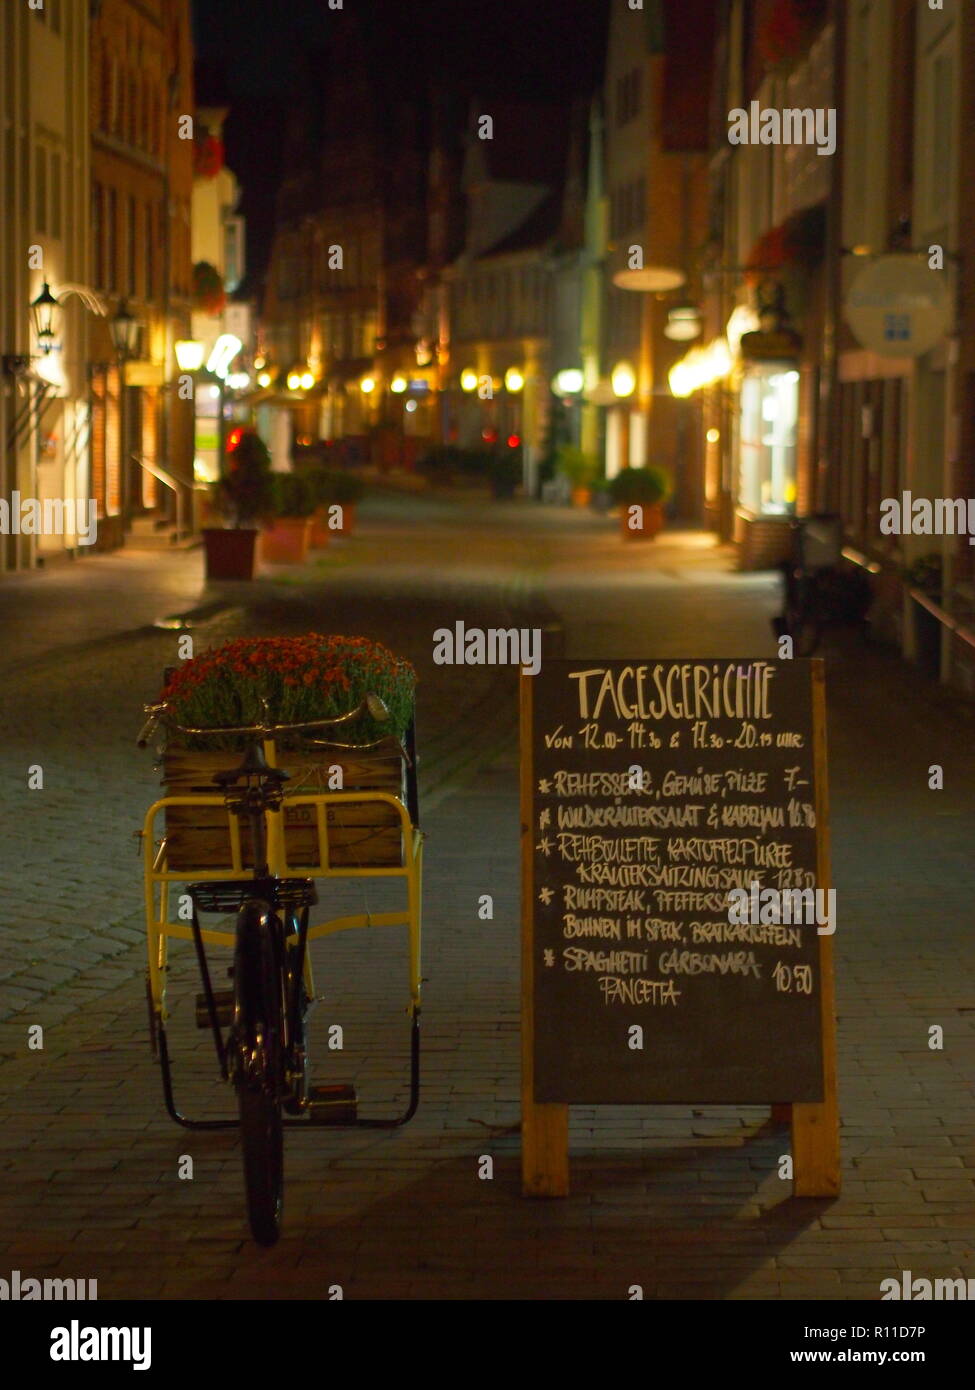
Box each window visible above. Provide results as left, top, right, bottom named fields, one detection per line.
left=128, top=196, right=137, bottom=296
left=107, top=188, right=117, bottom=291
left=100, top=49, right=111, bottom=132
left=92, top=183, right=103, bottom=288
left=739, top=365, right=800, bottom=516
left=145, top=204, right=154, bottom=300
left=617, top=68, right=642, bottom=126
left=35, top=147, right=47, bottom=234
left=51, top=151, right=61, bottom=239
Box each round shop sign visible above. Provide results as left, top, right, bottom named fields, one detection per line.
left=844, top=255, right=951, bottom=358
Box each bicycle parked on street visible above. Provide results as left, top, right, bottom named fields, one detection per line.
left=137, top=696, right=423, bottom=1247
left=771, top=513, right=872, bottom=657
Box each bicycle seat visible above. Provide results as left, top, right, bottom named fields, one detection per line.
left=212, top=743, right=291, bottom=789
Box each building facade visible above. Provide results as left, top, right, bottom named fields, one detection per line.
left=1, top=0, right=91, bottom=572
left=600, top=0, right=714, bottom=518
left=88, top=0, right=194, bottom=550
left=260, top=18, right=427, bottom=470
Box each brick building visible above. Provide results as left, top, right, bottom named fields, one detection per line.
left=88, top=0, right=194, bottom=550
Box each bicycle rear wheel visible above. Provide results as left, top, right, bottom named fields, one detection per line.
left=232, top=901, right=284, bottom=1247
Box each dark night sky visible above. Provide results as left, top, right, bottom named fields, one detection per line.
left=192, top=0, right=611, bottom=290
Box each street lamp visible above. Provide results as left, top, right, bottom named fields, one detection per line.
left=109, top=299, right=139, bottom=358
left=174, top=338, right=205, bottom=371
left=611, top=361, right=636, bottom=398
left=110, top=299, right=139, bottom=529
left=30, top=281, right=60, bottom=353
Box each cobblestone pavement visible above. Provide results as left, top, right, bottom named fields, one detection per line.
left=0, top=491, right=972, bottom=1300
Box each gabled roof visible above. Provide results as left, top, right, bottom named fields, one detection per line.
left=468, top=99, right=569, bottom=186
left=475, top=190, right=562, bottom=260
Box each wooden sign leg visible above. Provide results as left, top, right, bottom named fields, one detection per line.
left=792, top=661, right=840, bottom=1197
left=522, top=1103, right=569, bottom=1197
left=520, top=671, right=569, bottom=1196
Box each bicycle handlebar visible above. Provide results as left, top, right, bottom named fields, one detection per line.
left=137, top=692, right=390, bottom=749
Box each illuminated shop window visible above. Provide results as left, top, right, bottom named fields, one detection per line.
left=739, top=363, right=799, bottom=516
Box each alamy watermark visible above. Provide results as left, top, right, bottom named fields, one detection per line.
left=728, top=880, right=836, bottom=935
left=433, top=622, right=541, bottom=675
left=50, top=1320, right=150, bottom=1371
left=1, top=1269, right=97, bottom=1299
left=880, top=492, right=975, bottom=545
left=881, top=1271, right=975, bottom=1300
left=727, top=101, right=836, bottom=156
left=0, top=492, right=97, bottom=545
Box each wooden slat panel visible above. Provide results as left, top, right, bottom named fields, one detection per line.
left=162, top=746, right=405, bottom=870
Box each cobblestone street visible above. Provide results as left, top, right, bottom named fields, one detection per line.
left=1, top=492, right=973, bottom=1300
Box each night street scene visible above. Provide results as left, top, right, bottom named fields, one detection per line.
left=1, top=0, right=974, bottom=1360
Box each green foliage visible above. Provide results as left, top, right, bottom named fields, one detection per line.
left=270, top=471, right=317, bottom=518
left=608, top=465, right=671, bottom=507
left=214, top=430, right=274, bottom=526
left=555, top=445, right=599, bottom=487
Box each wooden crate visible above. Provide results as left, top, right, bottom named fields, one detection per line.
left=162, top=743, right=405, bottom=871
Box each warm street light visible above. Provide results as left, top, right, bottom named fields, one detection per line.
left=207, top=333, right=243, bottom=380
left=504, top=367, right=525, bottom=393
left=460, top=368, right=478, bottom=392
left=287, top=370, right=301, bottom=390
left=552, top=368, right=584, bottom=394
left=30, top=281, right=60, bottom=352
left=257, top=371, right=272, bottom=388
left=300, top=371, right=315, bottom=390
left=360, top=376, right=376, bottom=394
left=611, top=361, right=636, bottom=398
left=390, top=375, right=407, bottom=393
left=664, top=303, right=703, bottom=342
left=174, top=339, right=205, bottom=371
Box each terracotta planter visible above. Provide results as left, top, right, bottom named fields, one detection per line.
left=570, top=486, right=592, bottom=509
left=201, top=527, right=258, bottom=580
left=619, top=501, right=665, bottom=541
left=260, top=517, right=312, bottom=565
left=309, top=506, right=333, bottom=548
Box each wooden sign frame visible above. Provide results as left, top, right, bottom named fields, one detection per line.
left=520, top=660, right=839, bottom=1199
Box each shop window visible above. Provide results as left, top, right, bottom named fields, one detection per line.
left=738, top=364, right=799, bottom=516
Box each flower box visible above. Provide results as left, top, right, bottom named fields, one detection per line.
left=154, top=634, right=416, bottom=871
left=162, top=741, right=406, bottom=871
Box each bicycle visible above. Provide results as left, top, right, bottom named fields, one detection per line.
left=771, top=513, right=872, bottom=657
left=137, top=696, right=422, bottom=1247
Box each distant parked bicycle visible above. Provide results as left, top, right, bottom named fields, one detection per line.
left=771, top=513, right=872, bottom=656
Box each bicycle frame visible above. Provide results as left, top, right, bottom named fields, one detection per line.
left=142, top=737, right=423, bottom=1132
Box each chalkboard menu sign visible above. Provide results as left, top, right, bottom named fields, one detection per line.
left=527, top=658, right=826, bottom=1106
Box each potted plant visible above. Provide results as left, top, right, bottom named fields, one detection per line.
left=609, top=465, right=672, bottom=541
left=261, top=472, right=316, bottom=564
left=903, top=552, right=943, bottom=679
left=319, top=469, right=366, bottom=536
left=203, top=430, right=274, bottom=580
left=556, top=445, right=599, bottom=508
left=155, top=634, right=416, bottom=871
